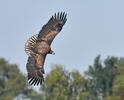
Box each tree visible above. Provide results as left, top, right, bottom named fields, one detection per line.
left=1, top=55, right=123, bottom=100
left=111, top=59, right=124, bottom=100
left=0, top=58, right=39, bottom=100
left=40, top=64, right=90, bottom=100
left=86, top=55, right=118, bottom=99
left=0, top=58, right=90, bottom=100
left=102, top=56, right=118, bottom=97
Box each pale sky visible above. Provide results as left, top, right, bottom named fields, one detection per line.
left=0, top=0, right=124, bottom=74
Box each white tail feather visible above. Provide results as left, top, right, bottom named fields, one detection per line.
left=25, top=34, right=38, bottom=56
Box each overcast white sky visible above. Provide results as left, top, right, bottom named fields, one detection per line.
left=0, top=0, right=124, bottom=74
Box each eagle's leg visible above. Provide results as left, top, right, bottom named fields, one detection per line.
left=49, top=49, right=55, bottom=55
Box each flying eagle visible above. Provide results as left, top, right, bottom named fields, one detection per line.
left=25, top=12, right=67, bottom=86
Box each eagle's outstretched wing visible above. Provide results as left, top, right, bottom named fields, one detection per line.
left=26, top=54, right=46, bottom=85
left=38, top=12, right=67, bottom=45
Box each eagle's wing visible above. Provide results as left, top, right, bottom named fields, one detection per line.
left=38, top=12, right=67, bottom=45
left=26, top=54, right=46, bottom=86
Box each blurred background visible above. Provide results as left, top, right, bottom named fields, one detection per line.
left=0, top=0, right=124, bottom=100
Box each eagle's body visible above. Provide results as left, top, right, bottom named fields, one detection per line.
left=25, top=12, right=67, bottom=85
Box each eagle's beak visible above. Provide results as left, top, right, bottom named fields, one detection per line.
left=52, top=52, right=55, bottom=55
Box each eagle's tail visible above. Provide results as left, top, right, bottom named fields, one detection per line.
left=25, top=34, right=38, bottom=56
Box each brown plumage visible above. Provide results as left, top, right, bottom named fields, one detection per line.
left=25, top=12, right=67, bottom=85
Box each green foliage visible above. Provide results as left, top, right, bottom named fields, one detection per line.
left=112, top=64, right=124, bottom=100
left=86, top=55, right=118, bottom=99
left=41, top=64, right=90, bottom=100
left=0, top=56, right=124, bottom=100
left=103, top=58, right=124, bottom=100
left=0, top=58, right=37, bottom=100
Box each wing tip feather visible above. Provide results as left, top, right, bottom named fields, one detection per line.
left=53, top=12, right=67, bottom=24
left=28, top=74, right=44, bottom=86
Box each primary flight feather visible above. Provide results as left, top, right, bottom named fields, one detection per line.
left=25, top=12, right=67, bottom=86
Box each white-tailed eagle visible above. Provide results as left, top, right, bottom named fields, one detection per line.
left=25, top=12, right=67, bottom=85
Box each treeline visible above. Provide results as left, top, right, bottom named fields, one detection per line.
left=0, top=55, right=124, bottom=100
